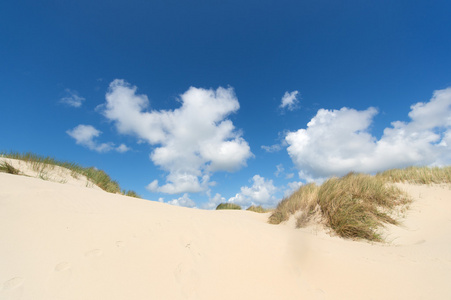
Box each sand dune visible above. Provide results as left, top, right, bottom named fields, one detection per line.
left=1, top=169, right=450, bottom=299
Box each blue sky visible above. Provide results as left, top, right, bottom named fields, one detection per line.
left=1, top=0, right=451, bottom=208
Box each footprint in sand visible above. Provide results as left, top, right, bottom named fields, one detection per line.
left=55, top=261, right=71, bottom=272
left=3, top=277, right=24, bottom=290
left=84, top=249, right=103, bottom=258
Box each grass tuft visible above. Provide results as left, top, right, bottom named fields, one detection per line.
left=246, top=205, right=268, bottom=213
left=268, top=170, right=419, bottom=242
left=216, top=203, right=242, bottom=210
left=123, top=190, right=141, bottom=198
left=317, top=173, right=408, bottom=241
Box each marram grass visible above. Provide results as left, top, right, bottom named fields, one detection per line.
left=216, top=203, right=242, bottom=210
left=377, top=166, right=451, bottom=184
left=265, top=167, right=448, bottom=242
left=246, top=205, right=268, bottom=213
left=1, top=151, right=140, bottom=198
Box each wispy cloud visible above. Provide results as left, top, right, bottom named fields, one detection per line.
left=228, top=175, right=277, bottom=207
left=60, top=89, right=85, bottom=107
left=66, top=124, right=130, bottom=153
left=286, top=87, right=451, bottom=181
left=99, top=79, right=253, bottom=194
left=261, top=144, right=283, bottom=153
left=280, top=90, right=300, bottom=111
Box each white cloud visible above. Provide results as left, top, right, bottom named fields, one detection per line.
left=116, top=144, right=131, bottom=153
left=286, top=87, right=451, bottom=181
left=100, top=79, right=253, bottom=194
left=280, top=90, right=300, bottom=111
left=67, top=124, right=130, bottom=153
left=166, top=193, right=196, bottom=208
left=60, top=89, right=85, bottom=107
left=228, top=175, right=277, bottom=207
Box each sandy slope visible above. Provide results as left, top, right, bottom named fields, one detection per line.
left=0, top=172, right=450, bottom=299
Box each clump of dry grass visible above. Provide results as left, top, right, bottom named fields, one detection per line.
left=317, top=173, right=409, bottom=241
left=268, top=172, right=412, bottom=242
left=377, top=166, right=451, bottom=184
left=268, top=183, right=319, bottom=224
left=246, top=205, right=268, bottom=213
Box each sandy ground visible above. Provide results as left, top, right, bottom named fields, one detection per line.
left=0, top=167, right=450, bottom=299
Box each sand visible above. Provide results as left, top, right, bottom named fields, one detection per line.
left=1, top=163, right=451, bottom=299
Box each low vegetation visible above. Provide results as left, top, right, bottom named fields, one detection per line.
left=0, top=151, right=140, bottom=198
left=267, top=167, right=448, bottom=241
left=246, top=205, right=268, bottom=213
left=377, top=166, right=451, bottom=184
left=0, top=161, right=21, bottom=175
left=216, top=203, right=242, bottom=210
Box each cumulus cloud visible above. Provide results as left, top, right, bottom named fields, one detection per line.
left=280, top=90, right=300, bottom=111
left=60, top=89, right=85, bottom=107
left=228, top=175, right=277, bottom=207
left=286, top=87, right=451, bottom=181
left=166, top=193, right=196, bottom=208
left=66, top=124, right=130, bottom=153
left=100, top=79, right=253, bottom=194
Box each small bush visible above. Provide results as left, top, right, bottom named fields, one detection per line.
left=246, top=205, right=267, bottom=213
left=216, top=203, right=242, bottom=210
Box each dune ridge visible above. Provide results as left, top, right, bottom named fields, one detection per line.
left=1, top=163, right=451, bottom=299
